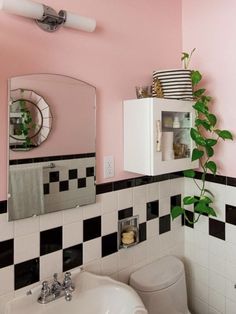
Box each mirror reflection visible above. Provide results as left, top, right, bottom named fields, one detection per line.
left=9, top=88, right=52, bottom=151
left=8, top=74, right=96, bottom=221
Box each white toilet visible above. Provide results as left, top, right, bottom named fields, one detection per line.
left=129, top=256, right=191, bottom=314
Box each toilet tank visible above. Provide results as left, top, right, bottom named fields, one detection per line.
left=129, top=256, right=189, bottom=314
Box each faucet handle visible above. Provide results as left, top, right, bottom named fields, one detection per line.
left=53, top=273, right=58, bottom=281
left=41, top=281, right=50, bottom=296
left=64, top=272, right=71, bottom=280
left=63, top=271, right=74, bottom=291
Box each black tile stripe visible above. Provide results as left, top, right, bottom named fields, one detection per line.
left=227, top=176, right=236, bottom=187
left=194, top=171, right=226, bottom=185
left=10, top=153, right=96, bottom=165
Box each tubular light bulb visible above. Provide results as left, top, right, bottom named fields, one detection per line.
left=64, top=12, right=96, bottom=32
left=0, top=0, right=44, bottom=20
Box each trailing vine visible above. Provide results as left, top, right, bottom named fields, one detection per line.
left=171, top=50, right=233, bottom=224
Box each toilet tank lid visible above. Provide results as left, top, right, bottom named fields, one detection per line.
left=129, top=256, right=184, bottom=292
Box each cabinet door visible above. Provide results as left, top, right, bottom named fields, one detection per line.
left=151, top=98, right=198, bottom=175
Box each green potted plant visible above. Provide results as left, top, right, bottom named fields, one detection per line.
left=171, top=50, right=233, bottom=224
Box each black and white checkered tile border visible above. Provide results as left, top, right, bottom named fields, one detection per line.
left=0, top=170, right=236, bottom=291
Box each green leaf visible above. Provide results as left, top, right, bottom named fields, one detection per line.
left=194, top=200, right=209, bottom=214
left=206, top=139, right=217, bottom=146
left=183, top=196, right=199, bottom=205
left=200, top=195, right=213, bottom=204
left=205, top=146, right=214, bottom=157
left=207, top=206, right=217, bottom=217
left=191, top=70, right=202, bottom=85
left=216, top=130, right=233, bottom=140
left=193, top=88, right=206, bottom=97
left=183, top=169, right=196, bottom=178
left=193, top=101, right=208, bottom=114
left=205, top=161, right=217, bottom=175
left=192, top=148, right=204, bottom=161
left=202, top=95, right=212, bottom=102
left=171, top=206, right=185, bottom=220
left=190, top=128, right=206, bottom=146
left=207, top=113, right=217, bottom=127
left=195, top=119, right=211, bottom=131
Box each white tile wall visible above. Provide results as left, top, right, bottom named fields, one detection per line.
left=0, top=179, right=184, bottom=310
left=184, top=177, right=236, bottom=314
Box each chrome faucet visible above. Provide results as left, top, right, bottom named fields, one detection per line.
left=38, top=272, right=75, bottom=304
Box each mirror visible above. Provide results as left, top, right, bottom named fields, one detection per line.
left=8, top=74, right=96, bottom=221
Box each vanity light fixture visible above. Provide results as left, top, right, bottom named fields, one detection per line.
left=0, top=0, right=96, bottom=32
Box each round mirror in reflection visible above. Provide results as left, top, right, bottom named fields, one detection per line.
left=9, top=89, right=52, bottom=151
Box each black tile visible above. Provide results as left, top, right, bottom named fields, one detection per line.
left=83, top=216, right=101, bottom=242
left=152, top=173, right=170, bottom=182
left=59, top=180, right=69, bottom=192
left=86, top=167, right=95, bottom=177
left=102, top=232, right=118, bottom=257
left=146, top=200, right=159, bottom=220
left=139, top=222, right=146, bottom=242
left=43, top=183, right=50, bottom=195
left=69, top=169, right=78, bottom=180
left=118, top=207, right=133, bottom=220
left=171, top=194, right=182, bottom=208
left=169, top=171, right=184, bottom=179
left=78, top=178, right=86, bottom=188
left=0, top=200, right=7, bottom=214
left=135, top=176, right=154, bottom=186
left=226, top=204, right=236, bottom=225
left=49, top=171, right=60, bottom=182
left=209, top=218, right=225, bottom=240
left=96, top=182, right=113, bottom=194
left=0, top=239, right=14, bottom=268
left=227, top=176, right=236, bottom=187
left=63, top=244, right=83, bottom=272
left=159, top=215, right=171, bottom=234
left=40, top=227, right=62, bottom=255
left=182, top=210, right=194, bottom=228
left=194, top=171, right=226, bottom=185
left=113, top=179, right=135, bottom=191
left=14, top=258, right=39, bottom=290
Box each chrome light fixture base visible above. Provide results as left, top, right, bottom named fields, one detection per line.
left=36, top=5, right=66, bottom=32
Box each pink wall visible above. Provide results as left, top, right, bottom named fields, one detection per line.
left=0, top=0, right=182, bottom=199
left=182, top=0, right=236, bottom=177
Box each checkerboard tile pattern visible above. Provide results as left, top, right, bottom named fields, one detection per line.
left=9, top=154, right=96, bottom=217
left=0, top=172, right=184, bottom=295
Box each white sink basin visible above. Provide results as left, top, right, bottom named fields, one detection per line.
left=4, top=270, right=147, bottom=314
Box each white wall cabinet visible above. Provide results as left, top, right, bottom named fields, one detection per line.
left=123, top=98, right=198, bottom=175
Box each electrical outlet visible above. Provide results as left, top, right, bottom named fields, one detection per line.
left=104, top=155, right=115, bottom=178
